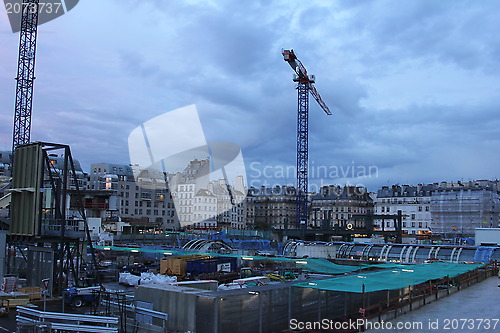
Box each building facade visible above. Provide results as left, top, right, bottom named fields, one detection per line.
left=375, top=184, right=436, bottom=235
left=310, top=185, right=374, bottom=231
left=89, top=163, right=180, bottom=230
left=246, top=186, right=298, bottom=230
left=89, top=159, right=247, bottom=231
left=431, top=181, right=500, bottom=237
left=168, top=159, right=247, bottom=230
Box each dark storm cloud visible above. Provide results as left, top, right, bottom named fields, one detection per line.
left=339, top=0, right=500, bottom=74
left=1, top=0, right=499, bottom=190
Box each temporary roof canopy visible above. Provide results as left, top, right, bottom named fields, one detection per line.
left=293, top=262, right=484, bottom=293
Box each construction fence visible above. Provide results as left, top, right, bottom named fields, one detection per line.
left=135, top=262, right=497, bottom=333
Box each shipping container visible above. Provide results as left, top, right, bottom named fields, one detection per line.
left=160, top=255, right=211, bottom=276
left=186, top=257, right=237, bottom=276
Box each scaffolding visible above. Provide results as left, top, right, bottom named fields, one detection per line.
left=431, top=186, right=500, bottom=237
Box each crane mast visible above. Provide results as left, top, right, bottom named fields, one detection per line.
left=12, top=0, right=40, bottom=150
left=283, top=49, right=332, bottom=229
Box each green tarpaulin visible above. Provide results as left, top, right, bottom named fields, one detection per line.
left=294, top=262, right=484, bottom=293
left=94, top=245, right=368, bottom=274
left=295, top=258, right=361, bottom=274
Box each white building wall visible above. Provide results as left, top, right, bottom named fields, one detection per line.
left=475, top=228, right=500, bottom=246
left=375, top=195, right=432, bottom=235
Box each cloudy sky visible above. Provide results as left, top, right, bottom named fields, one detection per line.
left=1, top=0, right=499, bottom=191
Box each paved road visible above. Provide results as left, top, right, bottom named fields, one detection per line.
left=367, top=276, right=500, bottom=333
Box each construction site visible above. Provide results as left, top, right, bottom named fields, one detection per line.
left=0, top=1, right=499, bottom=333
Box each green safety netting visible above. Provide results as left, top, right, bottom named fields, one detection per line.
left=94, top=245, right=371, bottom=274
left=293, top=262, right=484, bottom=293
left=295, top=258, right=362, bottom=274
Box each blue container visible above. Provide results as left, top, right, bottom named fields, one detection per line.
left=187, top=257, right=237, bottom=276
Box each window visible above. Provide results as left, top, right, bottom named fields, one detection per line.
left=411, top=214, right=415, bottom=220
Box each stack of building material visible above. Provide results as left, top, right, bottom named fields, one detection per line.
left=17, top=287, right=42, bottom=301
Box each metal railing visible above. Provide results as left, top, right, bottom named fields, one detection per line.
left=359, top=262, right=499, bottom=326
left=16, top=306, right=118, bottom=333
left=93, top=290, right=169, bottom=333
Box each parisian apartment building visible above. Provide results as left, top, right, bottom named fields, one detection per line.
left=89, top=162, right=179, bottom=230
left=167, top=158, right=247, bottom=230
left=309, top=185, right=374, bottom=231
left=430, top=180, right=500, bottom=237
left=374, top=184, right=436, bottom=235
left=88, top=158, right=247, bottom=231
left=246, top=186, right=297, bottom=230
left=3, top=148, right=500, bottom=237
left=373, top=181, right=500, bottom=237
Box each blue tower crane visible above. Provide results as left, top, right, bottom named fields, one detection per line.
left=283, top=49, right=332, bottom=229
